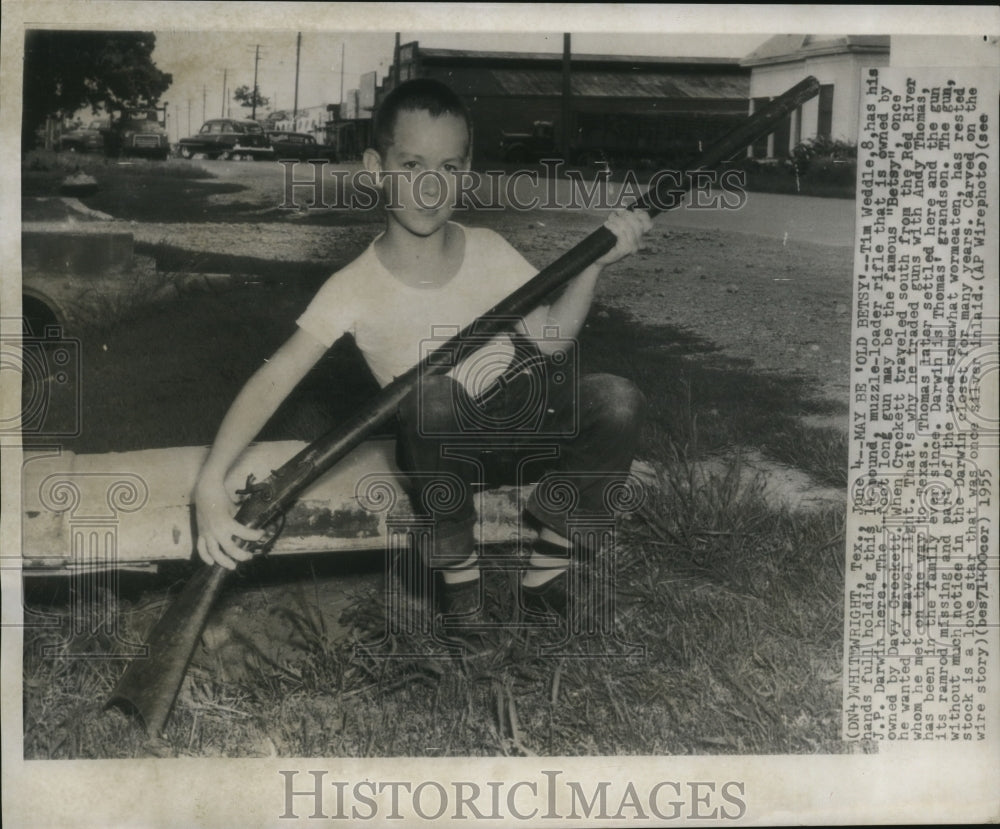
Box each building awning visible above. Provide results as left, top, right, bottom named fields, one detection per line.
left=434, top=66, right=748, bottom=99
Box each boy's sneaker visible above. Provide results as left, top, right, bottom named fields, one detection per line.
left=436, top=576, right=482, bottom=620
left=521, top=570, right=569, bottom=620
left=520, top=536, right=577, bottom=621
left=435, top=577, right=489, bottom=652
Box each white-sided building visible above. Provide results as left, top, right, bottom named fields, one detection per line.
left=270, top=103, right=334, bottom=138
left=740, top=34, right=891, bottom=158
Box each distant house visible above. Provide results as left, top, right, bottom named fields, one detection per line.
left=740, top=35, right=891, bottom=158
left=378, top=41, right=750, bottom=162
left=267, top=103, right=335, bottom=139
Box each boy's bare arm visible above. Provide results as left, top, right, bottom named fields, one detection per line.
left=194, top=327, right=329, bottom=569
left=525, top=209, right=652, bottom=351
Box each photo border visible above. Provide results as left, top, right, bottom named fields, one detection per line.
left=2, top=3, right=998, bottom=826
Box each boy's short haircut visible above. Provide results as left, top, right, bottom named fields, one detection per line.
left=373, top=78, right=473, bottom=157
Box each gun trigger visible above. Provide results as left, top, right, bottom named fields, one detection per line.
left=247, top=513, right=285, bottom=556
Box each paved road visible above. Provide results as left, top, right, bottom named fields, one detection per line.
left=505, top=174, right=857, bottom=248
left=656, top=190, right=856, bottom=247
left=183, top=157, right=857, bottom=247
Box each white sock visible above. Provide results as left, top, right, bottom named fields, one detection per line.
left=522, top=541, right=570, bottom=588
left=441, top=552, right=480, bottom=585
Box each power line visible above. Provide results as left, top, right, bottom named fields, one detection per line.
left=242, top=44, right=268, bottom=119
left=252, top=44, right=261, bottom=120
left=293, top=31, right=301, bottom=121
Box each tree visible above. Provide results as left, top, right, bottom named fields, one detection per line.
left=233, top=85, right=269, bottom=116
left=22, top=30, right=172, bottom=150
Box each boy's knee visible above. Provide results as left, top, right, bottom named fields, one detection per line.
left=582, top=374, right=646, bottom=428
left=399, top=374, right=465, bottom=434
left=419, top=522, right=475, bottom=568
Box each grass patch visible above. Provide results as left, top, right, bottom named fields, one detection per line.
left=21, top=150, right=252, bottom=223
left=761, top=422, right=849, bottom=489
left=23, top=149, right=215, bottom=180
left=23, top=433, right=848, bottom=757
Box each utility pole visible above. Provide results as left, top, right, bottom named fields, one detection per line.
left=202, top=85, right=206, bottom=122
left=293, top=32, right=301, bottom=122
left=252, top=44, right=261, bottom=120
left=393, top=32, right=400, bottom=88
left=561, top=33, right=572, bottom=162
left=221, top=68, right=227, bottom=117
left=339, top=42, right=345, bottom=103
left=187, top=99, right=191, bottom=136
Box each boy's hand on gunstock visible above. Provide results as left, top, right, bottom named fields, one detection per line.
left=595, top=208, right=654, bottom=268
left=194, top=480, right=266, bottom=570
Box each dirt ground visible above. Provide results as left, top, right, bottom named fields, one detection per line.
left=27, top=193, right=854, bottom=410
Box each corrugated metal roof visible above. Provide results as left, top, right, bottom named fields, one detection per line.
left=456, top=68, right=748, bottom=99
left=569, top=71, right=748, bottom=99
left=419, top=47, right=742, bottom=67
left=741, top=34, right=890, bottom=67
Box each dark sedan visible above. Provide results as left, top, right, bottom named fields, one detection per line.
left=178, top=119, right=273, bottom=160
left=58, top=119, right=110, bottom=153
left=267, top=131, right=339, bottom=162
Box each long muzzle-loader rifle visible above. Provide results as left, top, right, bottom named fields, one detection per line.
left=107, top=76, right=822, bottom=736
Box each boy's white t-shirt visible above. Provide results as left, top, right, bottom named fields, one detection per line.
left=296, top=223, right=539, bottom=395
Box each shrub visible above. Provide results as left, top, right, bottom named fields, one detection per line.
left=803, top=156, right=857, bottom=188
left=790, top=136, right=857, bottom=176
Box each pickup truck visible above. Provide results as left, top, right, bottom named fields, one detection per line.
left=499, top=120, right=608, bottom=166
left=104, top=107, right=171, bottom=160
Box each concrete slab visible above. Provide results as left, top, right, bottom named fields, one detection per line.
left=21, top=439, right=540, bottom=571
left=22, top=229, right=134, bottom=275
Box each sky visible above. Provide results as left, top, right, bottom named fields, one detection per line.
left=150, top=31, right=773, bottom=142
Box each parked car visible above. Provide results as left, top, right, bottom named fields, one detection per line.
left=105, top=107, right=171, bottom=161
left=266, top=131, right=339, bottom=162
left=499, top=120, right=557, bottom=163
left=58, top=119, right=110, bottom=153
left=178, top=119, right=273, bottom=160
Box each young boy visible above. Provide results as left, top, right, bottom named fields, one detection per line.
left=194, top=79, right=651, bottom=624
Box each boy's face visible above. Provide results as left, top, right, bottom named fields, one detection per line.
left=368, top=109, right=471, bottom=237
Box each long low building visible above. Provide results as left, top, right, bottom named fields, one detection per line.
left=335, top=36, right=893, bottom=164
left=384, top=42, right=751, bottom=163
